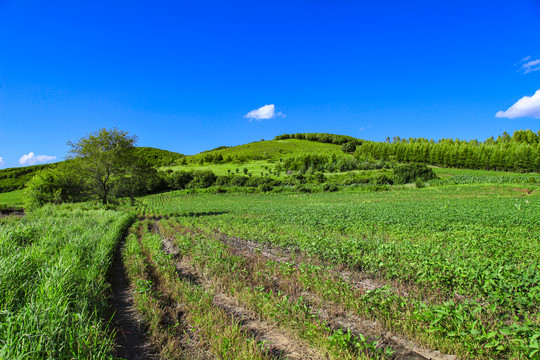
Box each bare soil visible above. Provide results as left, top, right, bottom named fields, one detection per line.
left=0, top=208, right=25, bottom=218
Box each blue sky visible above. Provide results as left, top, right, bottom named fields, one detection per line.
left=0, top=0, right=539, bottom=168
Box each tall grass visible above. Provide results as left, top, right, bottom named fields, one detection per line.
left=0, top=204, right=134, bottom=359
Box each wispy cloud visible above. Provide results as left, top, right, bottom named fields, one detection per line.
left=518, top=56, right=540, bottom=74
left=495, top=89, right=540, bottom=119
left=244, top=104, right=285, bottom=121
left=0, top=157, right=4, bottom=168
left=19, top=152, right=57, bottom=166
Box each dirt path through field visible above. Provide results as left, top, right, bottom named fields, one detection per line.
left=109, top=237, right=156, bottom=360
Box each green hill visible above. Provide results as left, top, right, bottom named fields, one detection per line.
left=189, top=139, right=345, bottom=162
left=129, top=147, right=184, bottom=166
left=0, top=164, right=52, bottom=194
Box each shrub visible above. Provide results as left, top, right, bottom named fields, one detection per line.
left=25, top=166, right=87, bottom=208
left=214, top=186, right=227, bottom=194
left=371, top=173, right=394, bottom=185
left=259, top=184, right=273, bottom=192
left=294, top=185, right=311, bottom=193
left=189, top=170, right=217, bottom=188
left=393, top=164, right=437, bottom=184
left=168, top=170, right=193, bottom=190
left=341, top=142, right=357, bottom=153
left=323, top=184, right=338, bottom=192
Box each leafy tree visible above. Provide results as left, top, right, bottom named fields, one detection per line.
left=67, top=128, right=138, bottom=204
left=24, top=164, right=87, bottom=208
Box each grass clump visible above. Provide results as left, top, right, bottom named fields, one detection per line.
left=0, top=204, right=134, bottom=359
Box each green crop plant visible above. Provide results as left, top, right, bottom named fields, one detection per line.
left=138, top=184, right=540, bottom=359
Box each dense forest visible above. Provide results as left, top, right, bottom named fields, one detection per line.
left=357, top=130, right=540, bottom=172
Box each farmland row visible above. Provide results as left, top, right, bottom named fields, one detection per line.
left=122, top=217, right=451, bottom=359
left=139, top=186, right=540, bottom=358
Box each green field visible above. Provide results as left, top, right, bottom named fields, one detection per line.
left=164, top=159, right=279, bottom=176
left=135, top=184, right=540, bottom=359
left=0, top=189, right=24, bottom=209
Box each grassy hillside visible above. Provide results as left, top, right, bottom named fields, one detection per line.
left=0, top=164, right=51, bottom=193
left=129, top=146, right=184, bottom=166
left=189, top=139, right=344, bottom=162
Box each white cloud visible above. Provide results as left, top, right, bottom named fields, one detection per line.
left=0, top=157, right=4, bottom=167
left=519, top=56, right=540, bottom=73
left=496, top=89, right=540, bottom=119
left=244, top=104, right=285, bottom=121
left=19, top=152, right=57, bottom=166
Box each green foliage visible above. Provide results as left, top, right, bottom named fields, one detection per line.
left=276, top=153, right=390, bottom=174
left=393, top=164, right=437, bottom=184
left=128, top=147, right=184, bottom=167
left=67, top=128, right=139, bottom=204
left=322, top=183, right=338, bottom=192
left=187, top=139, right=345, bottom=164
left=24, top=164, right=87, bottom=209
left=0, top=164, right=51, bottom=193
left=341, top=141, right=357, bottom=153
left=415, top=178, right=426, bottom=188
left=168, top=170, right=194, bottom=189
left=140, top=185, right=540, bottom=358
left=0, top=190, right=25, bottom=209
left=371, top=173, right=394, bottom=185
left=189, top=170, right=217, bottom=188
left=115, top=158, right=167, bottom=199
left=357, top=130, right=540, bottom=173
left=258, top=183, right=273, bottom=192
left=0, top=146, right=182, bottom=194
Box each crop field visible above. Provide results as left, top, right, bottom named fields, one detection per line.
left=133, top=184, right=540, bottom=359
left=0, top=205, right=133, bottom=359
left=2, top=172, right=539, bottom=359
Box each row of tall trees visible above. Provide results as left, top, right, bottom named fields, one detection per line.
left=360, top=130, right=540, bottom=172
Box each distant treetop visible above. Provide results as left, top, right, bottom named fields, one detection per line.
left=274, top=133, right=364, bottom=146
